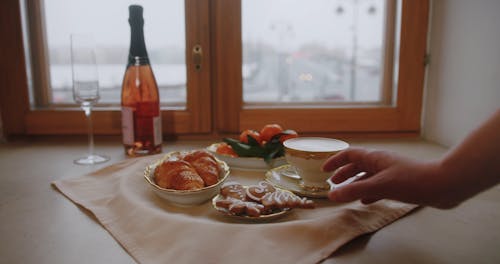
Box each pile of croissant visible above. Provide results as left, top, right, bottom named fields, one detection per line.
left=154, top=150, right=221, bottom=191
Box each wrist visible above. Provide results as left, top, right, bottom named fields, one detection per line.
left=430, top=158, right=471, bottom=209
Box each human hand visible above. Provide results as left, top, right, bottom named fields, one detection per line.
left=322, top=147, right=457, bottom=208
left=323, top=110, right=500, bottom=209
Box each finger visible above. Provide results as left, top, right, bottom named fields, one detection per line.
left=330, top=163, right=364, bottom=184
left=360, top=197, right=381, bottom=204
left=328, top=180, right=376, bottom=203
left=329, top=174, right=389, bottom=203
left=322, top=147, right=370, bottom=172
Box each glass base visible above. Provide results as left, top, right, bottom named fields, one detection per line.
left=73, top=154, right=110, bottom=165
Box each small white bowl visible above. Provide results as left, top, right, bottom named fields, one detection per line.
left=144, top=151, right=230, bottom=206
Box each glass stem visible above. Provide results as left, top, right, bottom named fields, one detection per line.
left=82, top=103, right=94, bottom=158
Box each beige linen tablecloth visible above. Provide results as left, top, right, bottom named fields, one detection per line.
left=53, top=155, right=417, bottom=264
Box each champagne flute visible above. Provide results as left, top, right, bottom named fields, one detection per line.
left=70, top=34, right=110, bottom=165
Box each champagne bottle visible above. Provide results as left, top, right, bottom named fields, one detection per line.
left=121, top=5, right=162, bottom=156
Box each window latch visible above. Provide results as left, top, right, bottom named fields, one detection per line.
left=192, top=44, right=202, bottom=71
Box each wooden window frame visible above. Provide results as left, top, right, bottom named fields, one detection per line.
left=212, top=0, right=429, bottom=136
left=1, top=0, right=429, bottom=138
left=0, top=0, right=212, bottom=136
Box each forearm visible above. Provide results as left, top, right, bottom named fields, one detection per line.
left=437, top=109, right=500, bottom=206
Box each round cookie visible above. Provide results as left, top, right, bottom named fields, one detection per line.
left=220, top=181, right=247, bottom=200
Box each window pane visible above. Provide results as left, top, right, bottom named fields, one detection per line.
left=242, top=0, right=394, bottom=104
left=43, top=0, right=186, bottom=106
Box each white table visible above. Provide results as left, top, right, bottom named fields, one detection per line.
left=1, top=137, right=499, bottom=263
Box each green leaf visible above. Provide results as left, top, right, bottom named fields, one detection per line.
left=223, top=138, right=265, bottom=157
left=246, top=134, right=260, bottom=146
left=223, top=133, right=290, bottom=164
left=263, top=145, right=282, bottom=163
left=262, top=137, right=285, bottom=161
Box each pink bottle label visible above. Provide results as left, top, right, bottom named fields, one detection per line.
left=121, top=106, right=134, bottom=145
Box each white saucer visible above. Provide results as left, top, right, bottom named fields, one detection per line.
left=265, top=165, right=332, bottom=198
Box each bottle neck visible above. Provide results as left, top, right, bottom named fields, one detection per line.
left=128, top=19, right=149, bottom=66
left=129, top=56, right=150, bottom=66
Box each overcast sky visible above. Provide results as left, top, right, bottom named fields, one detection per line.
left=45, top=0, right=185, bottom=49
left=44, top=0, right=387, bottom=51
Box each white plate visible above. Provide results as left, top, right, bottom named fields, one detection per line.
left=212, top=194, right=291, bottom=222
left=206, top=143, right=286, bottom=171
left=265, top=164, right=332, bottom=198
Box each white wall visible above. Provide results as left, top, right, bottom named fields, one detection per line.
left=423, top=0, right=500, bottom=147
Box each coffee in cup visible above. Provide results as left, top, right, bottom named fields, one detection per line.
left=283, top=137, right=349, bottom=191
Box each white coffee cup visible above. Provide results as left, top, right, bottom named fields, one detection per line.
left=283, top=137, right=349, bottom=190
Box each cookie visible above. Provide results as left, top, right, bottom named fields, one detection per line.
left=220, top=181, right=247, bottom=200
left=261, top=189, right=315, bottom=209
left=246, top=181, right=276, bottom=202
left=215, top=197, right=265, bottom=217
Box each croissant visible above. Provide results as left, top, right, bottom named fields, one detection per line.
left=182, top=150, right=220, bottom=187
left=154, top=160, right=205, bottom=190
